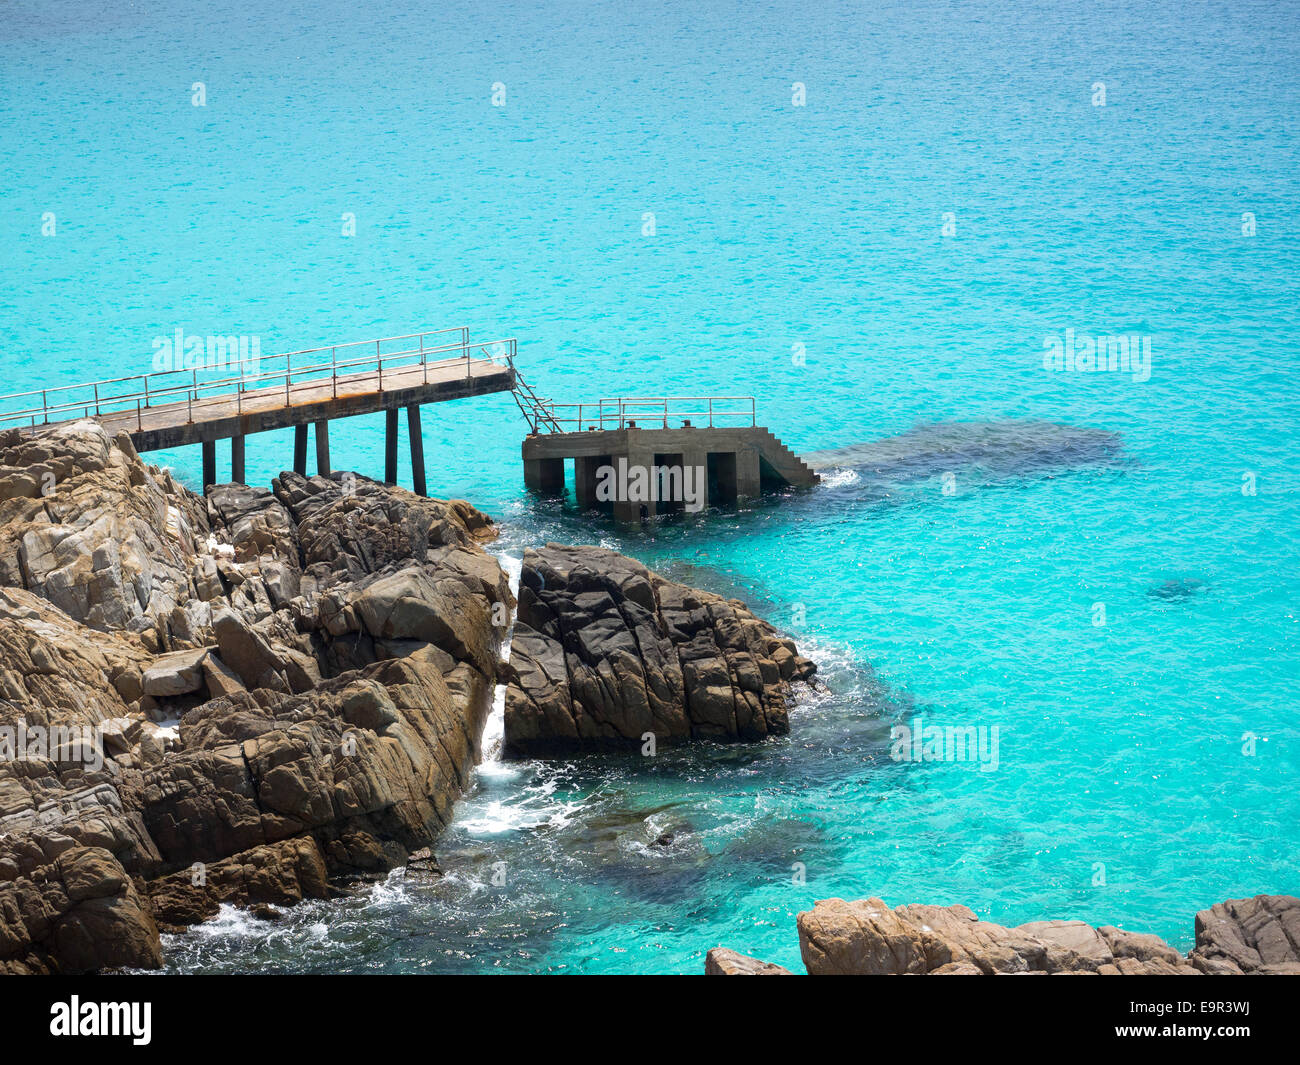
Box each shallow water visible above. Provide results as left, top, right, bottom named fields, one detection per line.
left=2, top=0, right=1297, bottom=972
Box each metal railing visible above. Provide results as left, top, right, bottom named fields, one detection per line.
left=0, top=328, right=518, bottom=430
left=524, top=396, right=756, bottom=433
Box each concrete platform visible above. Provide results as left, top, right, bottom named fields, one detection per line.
left=522, top=425, right=818, bottom=522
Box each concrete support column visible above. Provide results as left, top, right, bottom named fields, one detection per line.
left=231, top=434, right=245, bottom=485
left=524, top=456, right=564, bottom=495
left=293, top=424, right=308, bottom=475
left=574, top=455, right=604, bottom=508
left=407, top=405, right=426, bottom=496
left=384, top=407, right=399, bottom=485
left=736, top=447, right=761, bottom=500
left=614, top=448, right=656, bottom=523
left=682, top=447, right=708, bottom=512
left=315, top=420, right=331, bottom=476
left=202, top=439, right=216, bottom=490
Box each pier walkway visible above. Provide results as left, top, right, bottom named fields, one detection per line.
left=0, top=328, right=517, bottom=495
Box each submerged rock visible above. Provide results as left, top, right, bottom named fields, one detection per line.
left=803, top=419, right=1125, bottom=481
left=502, top=544, right=817, bottom=757
left=1147, top=577, right=1207, bottom=601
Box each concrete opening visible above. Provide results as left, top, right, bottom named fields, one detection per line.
left=708, top=451, right=738, bottom=504
left=574, top=454, right=613, bottom=512
left=524, top=456, right=565, bottom=495
left=654, top=452, right=686, bottom=515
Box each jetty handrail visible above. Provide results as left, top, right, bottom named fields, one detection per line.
left=528, top=395, right=756, bottom=433
left=0, top=329, right=518, bottom=429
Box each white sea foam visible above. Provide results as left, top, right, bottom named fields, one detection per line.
left=181, top=903, right=262, bottom=938
left=819, top=466, right=861, bottom=489
left=456, top=774, right=583, bottom=834
left=479, top=549, right=523, bottom=763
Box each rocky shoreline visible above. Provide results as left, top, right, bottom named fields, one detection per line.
left=709, top=893, right=1300, bottom=975
left=0, top=421, right=1292, bottom=976
left=0, top=422, right=815, bottom=973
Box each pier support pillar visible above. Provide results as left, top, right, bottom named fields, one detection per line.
left=524, top=456, right=564, bottom=495
left=202, top=440, right=216, bottom=490
left=613, top=448, right=656, bottom=523
left=315, top=420, right=331, bottom=476
left=574, top=455, right=606, bottom=508
left=682, top=447, right=709, bottom=511
left=384, top=408, right=399, bottom=485
left=407, top=405, right=426, bottom=497
left=736, top=447, right=761, bottom=500
left=231, top=434, right=245, bottom=485
left=293, top=425, right=308, bottom=475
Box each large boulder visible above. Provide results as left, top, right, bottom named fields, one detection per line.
left=0, top=422, right=207, bottom=633
left=1188, top=894, right=1300, bottom=974
left=0, top=844, right=162, bottom=974
left=503, top=544, right=816, bottom=757
left=146, top=836, right=331, bottom=931
left=795, top=897, right=1201, bottom=975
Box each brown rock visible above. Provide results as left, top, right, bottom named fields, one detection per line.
left=796, top=897, right=1201, bottom=975
left=705, top=947, right=793, bottom=975
left=503, top=544, right=816, bottom=756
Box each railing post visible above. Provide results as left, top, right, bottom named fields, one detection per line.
left=332, top=346, right=337, bottom=399
left=93, top=383, right=99, bottom=415
left=137, top=399, right=142, bottom=431
left=708, top=398, right=713, bottom=427
left=663, top=398, right=668, bottom=429
left=188, top=389, right=193, bottom=423
left=144, top=378, right=150, bottom=408
left=42, top=389, right=48, bottom=424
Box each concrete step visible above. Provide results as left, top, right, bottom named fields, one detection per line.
left=755, top=428, right=819, bottom=486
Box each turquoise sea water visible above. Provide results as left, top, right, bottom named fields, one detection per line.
left=3, top=0, right=1298, bottom=972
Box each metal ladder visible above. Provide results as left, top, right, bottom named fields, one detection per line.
left=508, top=363, right=562, bottom=433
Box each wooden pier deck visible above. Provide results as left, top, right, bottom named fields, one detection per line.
left=0, top=329, right=517, bottom=494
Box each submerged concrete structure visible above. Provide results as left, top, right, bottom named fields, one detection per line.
left=521, top=406, right=819, bottom=522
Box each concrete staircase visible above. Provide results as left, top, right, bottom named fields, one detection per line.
left=754, top=427, right=820, bottom=486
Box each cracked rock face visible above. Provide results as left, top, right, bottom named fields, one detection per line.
left=1188, top=894, right=1300, bottom=974
left=502, top=544, right=816, bottom=757
left=0, top=424, right=512, bottom=973
left=0, top=422, right=208, bottom=635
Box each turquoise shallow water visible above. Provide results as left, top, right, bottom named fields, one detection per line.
left=3, top=0, right=1298, bottom=972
